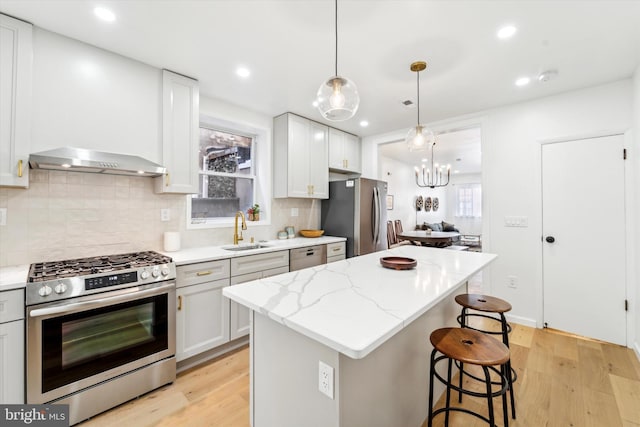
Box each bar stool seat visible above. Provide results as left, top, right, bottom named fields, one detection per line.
left=455, top=293, right=517, bottom=420
left=428, top=327, right=511, bottom=427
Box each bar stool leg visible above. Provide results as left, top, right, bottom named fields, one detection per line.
left=445, top=358, right=453, bottom=427
left=501, top=363, right=509, bottom=427
left=458, top=307, right=468, bottom=403
left=482, top=366, right=495, bottom=427
left=500, top=313, right=516, bottom=420
left=427, top=349, right=436, bottom=427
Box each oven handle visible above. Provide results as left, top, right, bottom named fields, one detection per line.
left=28, top=282, right=175, bottom=318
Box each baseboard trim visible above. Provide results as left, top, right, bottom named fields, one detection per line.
left=505, top=314, right=537, bottom=328
left=634, top=342, right=640, bottom=363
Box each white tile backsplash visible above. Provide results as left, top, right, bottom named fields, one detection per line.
left=0, top=170, right=322, bottom=267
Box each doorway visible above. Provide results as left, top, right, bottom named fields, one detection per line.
left=541, top=134, right=626, bottom=345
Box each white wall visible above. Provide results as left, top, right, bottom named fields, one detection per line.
left=363, top=79, right=633, bottom=329
left=633, top=64, right=640, bottom=357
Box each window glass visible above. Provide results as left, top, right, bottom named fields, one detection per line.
left=455, top=183, right=482, bottom=217
left=192, top=127, right=255, bottom=222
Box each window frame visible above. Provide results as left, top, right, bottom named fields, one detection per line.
left=186, top=114, right=271, bottom=229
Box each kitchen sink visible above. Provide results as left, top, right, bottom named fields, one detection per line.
left=222, top=243, right=272, bottom=251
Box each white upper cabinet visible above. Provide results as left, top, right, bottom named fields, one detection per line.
left=273, top=113, right=329, bottom=199
left=155, top=70, right=199, bottom=194
left=0, top=14, right=32, bottom=188
left=328, top=128, right=361, bottom=173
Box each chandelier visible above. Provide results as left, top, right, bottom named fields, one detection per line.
left=405, top=61, right=435, bottom=151
left=414, top=140, right=450, bottom=188
left=316, top=0, right=359, bottom=121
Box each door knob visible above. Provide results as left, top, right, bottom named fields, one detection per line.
left=545, top=236, right=555, bottom=243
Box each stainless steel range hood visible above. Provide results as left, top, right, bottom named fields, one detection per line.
left=29, top=147, right=166, bottom=177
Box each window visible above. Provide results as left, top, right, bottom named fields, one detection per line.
left=190, top=126, right=256, bottom=223
left=455, top=183, right=482, bottom=217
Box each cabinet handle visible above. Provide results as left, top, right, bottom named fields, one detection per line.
left=18, top=160, right=23, bottom=178
left=311, top=184, right=314, bottom=195
left=165, top=173, right=170, bottom=187
left=345, top=159, right=348, bottom=168
left=196, top=271, right=212, bottom=276
left=177, top=295, right=182, bottom=311
left=332, top=247, right=341, bottom=252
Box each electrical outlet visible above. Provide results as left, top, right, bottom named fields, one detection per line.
left=0, top=208, right=6, bottom=226
left=291, top=208, right=299, bottom=217
left=160, top=208, right=170, bottom=222
left=318, top=361, right=334, bottom=399
left=508, top=275, right=518, bottom=288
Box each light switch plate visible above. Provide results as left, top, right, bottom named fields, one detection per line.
left=504, top=216, right=528, bottom=227
left=291, top=208, right=299, bottom=217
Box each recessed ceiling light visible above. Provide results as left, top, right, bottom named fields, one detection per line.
left=94, top=7, right=116, bottom=22
left=454, top=170, right=460, bottom=174
left=359, top=120, right=369, bottom=127
left=421, top=158, right=428, bottom=162
left=312, top=100, right=319, bottom=107
left=236, top=67, right=250, bottom=78
left=515, top=77, right=530, bottom=87
left=497, top=25, right=517, bottom=39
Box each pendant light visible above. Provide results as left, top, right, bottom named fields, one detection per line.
left=316, top=0, right=359, bottom=121
left=405, top=61, right=435, bottom=151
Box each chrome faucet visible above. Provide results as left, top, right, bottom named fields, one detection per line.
left=233, top=211, right=247, bottom=245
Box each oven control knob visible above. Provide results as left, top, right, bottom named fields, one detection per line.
left=39, top=285, right=52, bottom=297
left=161, top=267, right=170, bottom=276
left=140, top=270, right=150, bottom=280
left=54, top=283, right=67, bottom=294
left=152, top=269, right=160, bottom=278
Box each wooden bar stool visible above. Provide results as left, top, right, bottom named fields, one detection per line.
left=428, top=327, right=510, bottom=427
left=455, top=294, right=516, bottom=419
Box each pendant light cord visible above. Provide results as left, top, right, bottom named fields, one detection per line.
left=416, top=70, right=421, bottom=125
left=334, top=0, right=338, bottom=77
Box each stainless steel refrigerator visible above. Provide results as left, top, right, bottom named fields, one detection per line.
left=321, top=178, right=388, bottom=258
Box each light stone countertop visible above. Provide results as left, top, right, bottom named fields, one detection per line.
left=223, top=245, right=497, bottom=359
left=162, top=236, right=346, bottom=266
left=0, top=264, right=30, bottom=292
left=0, top=236, right=347, bottom=291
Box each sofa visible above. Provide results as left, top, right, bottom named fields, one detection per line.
left=415, top=220, right=459, bottom=233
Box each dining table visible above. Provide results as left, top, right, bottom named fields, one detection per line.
left=396, top=230, right=461, bottom=247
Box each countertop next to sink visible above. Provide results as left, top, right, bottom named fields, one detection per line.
left=162, top=236, right=346, bottom=266
left=0, top=264, right=30, bottom=292
left=0, top=236, right=347, bottom=291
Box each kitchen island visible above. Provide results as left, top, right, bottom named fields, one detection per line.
left=223, top=245, right=497, bottom=427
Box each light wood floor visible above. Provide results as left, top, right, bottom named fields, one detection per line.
left=80, top=323, right=640, bottom=427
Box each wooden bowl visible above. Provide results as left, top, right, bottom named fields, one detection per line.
left=299, top=229, right=325, bottom=238
left=380, top=256, right=417, bottom=270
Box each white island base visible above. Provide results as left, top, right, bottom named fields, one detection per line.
left=250, top=282, right=463, bottom=427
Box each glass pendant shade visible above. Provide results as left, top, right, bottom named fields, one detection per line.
left=405, top=124, right=435, bottom=152
left=316, top=76, right=359, bottom=121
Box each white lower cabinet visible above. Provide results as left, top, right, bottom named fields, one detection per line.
left=229, top=251, right=290, bottom=340
left=0, top=288, right=24, bottom=403
left=176, top=260, right=231, bottom=362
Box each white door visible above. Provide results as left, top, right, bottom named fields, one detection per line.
left=542, top=134, right=626, bottom=345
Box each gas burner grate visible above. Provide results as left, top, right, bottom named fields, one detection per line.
left=28, top=251, right=173, bottom=282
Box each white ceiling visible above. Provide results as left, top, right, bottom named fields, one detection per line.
left=1, top=0, right=639, bottom=139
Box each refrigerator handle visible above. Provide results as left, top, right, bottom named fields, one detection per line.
left=372, top=186, right=380, bottom=245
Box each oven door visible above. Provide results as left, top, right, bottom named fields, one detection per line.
left=27, top=281, right=176, bottom=404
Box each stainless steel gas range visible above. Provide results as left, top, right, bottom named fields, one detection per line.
left=25, top=251, right=177, bottom=425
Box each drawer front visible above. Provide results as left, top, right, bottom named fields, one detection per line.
left=262, top=266, right=289, bottom=278
left=231, top=251, right=289, bottom=277
left=326, top=242, right=346, bottom=257
left=177, top=259, right=231, bottom=288
left=0, top=289, right=24, bottom=323
left=327, top=254, right=346, bottom=264
left=230, top=271, right=262, bottom=286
